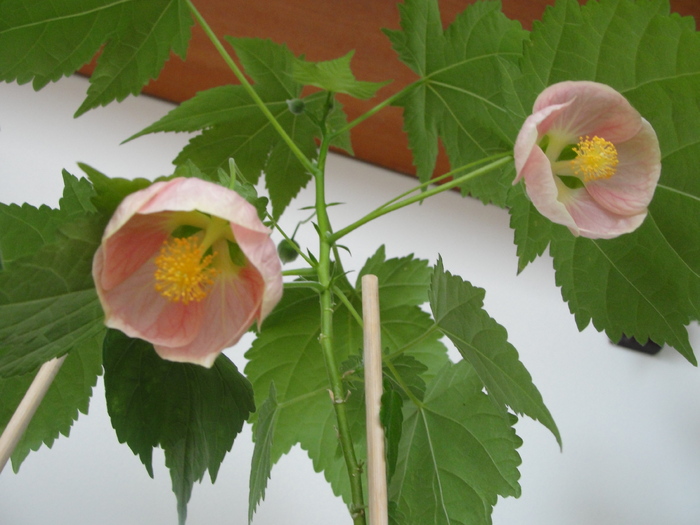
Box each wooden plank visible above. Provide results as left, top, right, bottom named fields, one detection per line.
left=81, top=0, right=700, bottom=177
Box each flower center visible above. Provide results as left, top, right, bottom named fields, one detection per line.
left=570, top=135, right=618, bottom=182
left=154, top=236, right=218, bottom=304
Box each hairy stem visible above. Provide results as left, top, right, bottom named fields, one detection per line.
left=315, top=116, right=367, bottom=523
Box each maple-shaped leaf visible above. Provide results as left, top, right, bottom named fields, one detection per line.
left=131, top=37, right=352, bottom=219
left=430, top=259, right=561, bottom=446
left=506, top=0, right=700, bottom=362
left=384, top=0, right=527, bottom=206
left=244, top=249, right=448, bottom=507
left=0, top=0, right=192, bottom=116
left=389, top=360, right=522, bottom=525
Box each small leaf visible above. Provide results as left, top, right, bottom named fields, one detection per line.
left=103, top=330, right=254, bottom=524
left=248, top=382, right=279, bottom=524
left=291, top=51, right=390, bottom=99
left=430, top=259, right=561, bottom=446
left=78, top=163, right=152, bottom=217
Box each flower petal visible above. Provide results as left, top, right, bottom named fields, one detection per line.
left=153, top=267, right=264, bottom=367
left=534, top=81, right=642, bottom=143
left=585, top=119, right=661, bottom=216
left=517, top=143, right=580, bottom=234
left=563, top=189, right=647, bottom=239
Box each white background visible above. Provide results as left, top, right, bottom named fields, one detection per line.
left=1, top=75, right=699, bottom=524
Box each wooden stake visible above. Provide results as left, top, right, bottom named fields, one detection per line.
left=362, top=275, right=388, bottom=525
left=0, top=355, right=67, bottom=474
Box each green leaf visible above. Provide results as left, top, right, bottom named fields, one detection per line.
left=357, top=245, right=431, bottom=309
left=550, top=220, right=699, bottom=363
left=244, top=249, right=448, bottom=505
left=248, top=382, right=279, bottom=524
left=506, top=0, right=700, bottom=361
left=103, top=330, right=254, bottom=525
left=78, top=163, right=152, bottom=217
left=0, top=331, right=103, bottom=472
left=291, top=51, right=390, bottom=99
left=0, top=234, right=104, bottom=378
left=130, top=37, right=352, bottom=218
left=384, top=0, right=527, bottom=205
left=430, top=259, right=561, bottom=446
left=388, top=360, right=522, bottom=525
left=0, top=171, right=97, bottom=266
left=380, top=386, right=403, bottom=482
left=0, top=0, right=192, bottom=116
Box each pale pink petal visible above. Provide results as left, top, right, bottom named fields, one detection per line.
left=513, top=99, right=573, bottom=178
left=563, top=190, right=647, bottom=239
left=153, top=267, right=263, bottom=367
left=585, top=119, right=661, bottom=215
left=137, top=178, right=270, bottom=236
left=96, top=256, right=204, bottom=348
left=97, top=213, right=170, bottom=290
left=518, top=144, right=580, bottom=234
left=231, top=225, right=284, bottom=321
left=534, top=81, right=642, bottom=143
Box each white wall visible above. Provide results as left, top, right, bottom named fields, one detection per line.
left=1, top=75, right=699, bottom=525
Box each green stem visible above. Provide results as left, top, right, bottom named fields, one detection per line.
left=330, top=155, right=512, bottom=243
left=315, top=128, right=366, bottom=523
left=185, top=0, right=318, bottom=177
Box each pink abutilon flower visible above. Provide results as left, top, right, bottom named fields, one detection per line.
left=92, top=177, right=283, bottom=367
left=513, top=81, right=661, bottom=239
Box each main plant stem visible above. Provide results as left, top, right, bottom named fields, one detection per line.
left=315, top=131, right=367, bottom=524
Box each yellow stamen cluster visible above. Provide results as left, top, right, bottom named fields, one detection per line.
left=571, top=135, right=619, bottom=182
left=154, top=236, right=217, bottom=304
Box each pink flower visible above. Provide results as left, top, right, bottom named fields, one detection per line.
left=92, top=177, right=283, bottom=367
left=513, top=81, right=661, bottom=239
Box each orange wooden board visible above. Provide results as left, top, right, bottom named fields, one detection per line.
left=81, top=0, right=700, bottom=177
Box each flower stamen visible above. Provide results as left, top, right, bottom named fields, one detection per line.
left=154, top=236, right=217, bottom=304
left=571, top=135, right=619, bottom=182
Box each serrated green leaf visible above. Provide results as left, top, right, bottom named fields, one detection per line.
left=384, top=0, right=527, bottom=205
left=0, top=171, right=98, bottom=265
left=0, top=233, right=104, bottom=378
left=244, top=249, right=448, bottom=505
left=131, top=37, right=352, bottom=218
left=78, top=163, right=152, bottom=217
left=0, top=332, right=103, bottom=472
left=506, top=0, right=700, bottom=360
left=102, top=329, right=254, bottom=525
left=388, top=360, right=522, bottom=525
left=248, top=382, right=279, bottom=524
left=430, top=259, right=561, bottom=446
left=550, top=219, right=699, bottom=363
left=357, top=245, right=431, bottom=309
left=291, top=51, right=390, bottom=99
left=0, top=0, right=192, bottom=116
